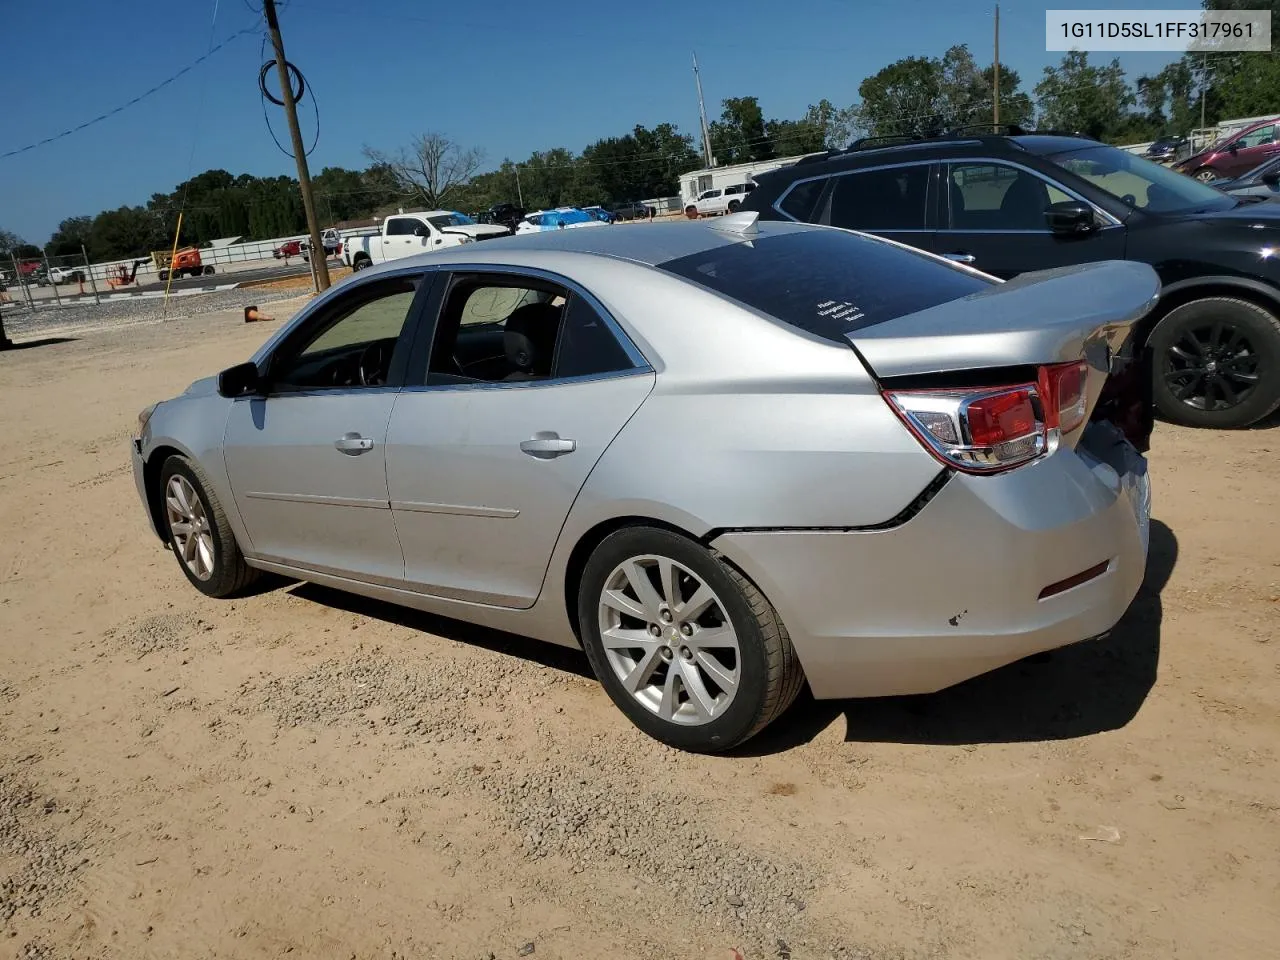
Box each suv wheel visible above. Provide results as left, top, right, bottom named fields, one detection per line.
left=577, top=526, right=805, bottom=753
left=1193, top=167, right=1219, bottom=182
left=1149, top=296, right=1280, bottom=428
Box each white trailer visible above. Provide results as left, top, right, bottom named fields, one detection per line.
left=678, top=153, right=825, bottom=209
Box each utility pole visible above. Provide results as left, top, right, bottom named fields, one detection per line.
left=693, top=52, right=714, bottom=167
left=993, top=4, right=1001, bottom=132
left=1200, top=54, right=1208, bottom=136
left=514, top=165, right=523, bottom=207
left=263, top=0, right=330, bottom=292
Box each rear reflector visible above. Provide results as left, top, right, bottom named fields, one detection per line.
left=1038, top=560, right=1111, bottom=599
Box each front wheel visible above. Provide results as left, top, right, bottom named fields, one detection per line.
left=158, top=455, right=260, bottom=597
left=1149, top=296, right=1280, bottom=428
left=1193, top=167, right=1219, bottom=182
left=577, top=527, right=804, bottom=753
left=685, top=205, right=699, bottom=219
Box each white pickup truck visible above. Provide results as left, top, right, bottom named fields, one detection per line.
left=342, top=211, right=510, bottom=271
left=685, top=181, right=757, bottom=218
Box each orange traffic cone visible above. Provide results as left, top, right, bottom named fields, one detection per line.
left=244, top=305, right=275, bottom=323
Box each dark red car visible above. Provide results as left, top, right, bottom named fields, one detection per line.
left=1173, top=116, right=1280, bottom=182
left=273, top=239, right=304, bottom=259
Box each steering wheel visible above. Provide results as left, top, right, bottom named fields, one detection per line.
left=358, top=341, right=392, bottom=386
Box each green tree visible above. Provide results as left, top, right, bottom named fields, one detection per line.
left=89, top=206, right=167, bottom=260
left=709, top=96, right=771, bottom=164
left=801, top=99, right=859, bottom=149
left=44, top=216, right=94, bottom=258
left=1034, top=51, right=1134, bottom=140
left=0, top=229, right=23, bottom=255
left=853, top=45, right=1031, bottom=138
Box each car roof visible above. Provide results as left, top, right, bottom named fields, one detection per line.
left=360, top=218, right=816, bottom=272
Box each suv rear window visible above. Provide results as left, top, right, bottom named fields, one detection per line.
left=658, top=229, right=992, bottom=342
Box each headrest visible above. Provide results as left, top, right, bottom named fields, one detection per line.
left=503, top=301, right=562, bottom=376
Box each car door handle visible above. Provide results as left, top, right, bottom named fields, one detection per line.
left=334, top=433, right=375, bottom=455
left=943, top=252, right=976, bottom=263
left=520, top=433, right=577, bottom=459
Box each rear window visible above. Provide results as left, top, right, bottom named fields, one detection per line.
left=657, top=229, right=992, bottom=342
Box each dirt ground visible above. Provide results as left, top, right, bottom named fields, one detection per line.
left=1, top=303, right=1277, bottom=960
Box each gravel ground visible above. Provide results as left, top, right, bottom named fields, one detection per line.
left=1, top=287, right=309, bottom=342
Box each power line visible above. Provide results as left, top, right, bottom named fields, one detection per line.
left=0, top=25, right=259, bottom=161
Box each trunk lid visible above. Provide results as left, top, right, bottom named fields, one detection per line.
left=845, top=260, right=1159, bottom=379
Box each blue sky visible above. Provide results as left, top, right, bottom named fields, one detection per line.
left=0, top=0, right=1185, bottom=244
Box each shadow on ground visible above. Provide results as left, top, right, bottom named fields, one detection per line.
left=738, top=519, right=1178, bottom=754
left=286, top=580, right=595, bottom=681
left=274, top=519, right=1176, bottom=754
left=0, top=336, right=78, bottom=351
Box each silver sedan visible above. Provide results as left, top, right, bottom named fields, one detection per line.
left=132, top=214, right=1157, bottom=752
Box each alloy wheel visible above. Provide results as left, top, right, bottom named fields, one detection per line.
left=1163, top=320, right=1261, bottom=411
left=597, top=554, right=740, bottom=726
left=165, top=474, right=215, bottom=581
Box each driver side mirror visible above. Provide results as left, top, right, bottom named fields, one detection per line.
left=1045, top=200, right=1097, bottom=236
left=217, top=361, right=264, bottom=398
left=1262, top=170, right=1280, bottom=186
left=1228, top=141, right=1240, bottom=154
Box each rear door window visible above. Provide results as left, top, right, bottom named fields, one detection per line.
left=658, top=228, right=992, bottom=343
left=822, top=164, right=930, bottom=231
left=776, top=178, right=827, bottom=222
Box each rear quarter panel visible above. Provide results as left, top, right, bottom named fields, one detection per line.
left=554, top=260, right=942, bottom=537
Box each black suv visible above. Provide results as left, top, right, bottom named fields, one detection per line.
left=742, top=129, right=1280, bottom=429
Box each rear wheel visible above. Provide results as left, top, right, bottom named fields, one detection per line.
left=727, top=199, right=741, bottom=213
left=1149, top=296, right=1280, bottom=428
left=577, top=526, right=804, bottom=753
left=353, top=255, right=372, bottom=271
left=158, top=455, right=259, bottom=598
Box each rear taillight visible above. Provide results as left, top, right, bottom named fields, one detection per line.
left=884, top=360, right=1091, bottom=475
left=1040, top=360, right=1088, bottom=434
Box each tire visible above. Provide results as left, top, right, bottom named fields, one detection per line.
left=1193, top=167, right=1219, bottom=182
left=158, top=270, right=169, bottom=282
left=685, top=205, right=699, bottom=219
left=352, top=255, right=371, bottom=271
left=1148, top=296, right=1280, bottom=428
left=157, top=455, right=260, bottom=598
left=203, top=265, right=215, bottom=275
left=577, top=526, right=804, bottom=753
left=727, top=200, right=741, bottom=213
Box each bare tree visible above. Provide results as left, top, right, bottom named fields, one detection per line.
left=363, top=133, right=485, bottom=210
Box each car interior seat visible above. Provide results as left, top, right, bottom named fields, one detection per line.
left=999, top=173, right=1051, bottom=229
left=503, top=302, right=562, bottom=380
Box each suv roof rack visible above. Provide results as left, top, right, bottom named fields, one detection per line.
left=777, top=126, right=1100, bottom=171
